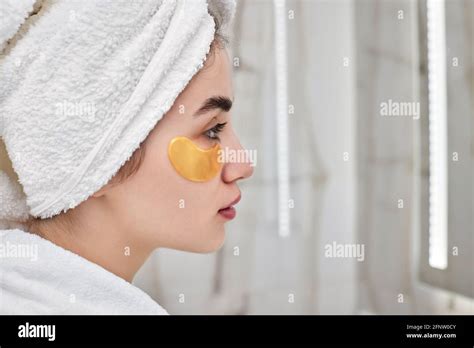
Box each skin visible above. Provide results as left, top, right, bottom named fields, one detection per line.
left=32, top=45, right=254, bottom=282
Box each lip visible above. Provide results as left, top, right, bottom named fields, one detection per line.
left=218, top=206, right=236, bottom=220
left=228, top=194, right=241, bottom=207
left=218, top=193, right=241, bottom=220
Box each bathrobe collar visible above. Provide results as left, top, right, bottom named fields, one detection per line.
left=0, top=228, right=168, bottom=314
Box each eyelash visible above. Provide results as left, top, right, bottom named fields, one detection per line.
left=204, top=122, right=227, bottom=141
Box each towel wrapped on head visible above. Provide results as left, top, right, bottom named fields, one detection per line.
left=0, top=0, right=236, bottom=226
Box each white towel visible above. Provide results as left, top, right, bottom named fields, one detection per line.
left=0, top=228, right=169, bottom=314
left=0, top=0, right=236, bottom=222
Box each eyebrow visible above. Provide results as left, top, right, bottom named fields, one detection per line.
left=194, top=95, right=233, bottom=117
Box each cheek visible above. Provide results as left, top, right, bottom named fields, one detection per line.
left=142, top=146, right=225, bottom=251
left=136, top=137, right=221, bottom=223
left=119, top=134, right=225, bottom=252
left=168, top=136, right=222, bottom=182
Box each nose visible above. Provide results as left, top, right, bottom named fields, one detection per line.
left=221, top=132, right=254, bottom=184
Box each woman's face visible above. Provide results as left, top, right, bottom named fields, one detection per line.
left=104, top=45, right=254, bottom=253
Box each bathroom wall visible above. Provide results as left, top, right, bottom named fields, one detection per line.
left=134, top=0, right=473, bottom=315
left=135, top=0, right=358, bottom=314
left=354, top=0, right=473, bottom=314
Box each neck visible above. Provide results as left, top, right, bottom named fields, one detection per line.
left=29, top=200, right=152, bottom=283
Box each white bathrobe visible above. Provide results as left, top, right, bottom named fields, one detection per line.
left=0, top=228, right=168, bottom=314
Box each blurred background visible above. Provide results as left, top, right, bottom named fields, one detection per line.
left=134, top=0, right=473, bottom=314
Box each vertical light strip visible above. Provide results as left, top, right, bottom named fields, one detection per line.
left=274, top=0, right=290, bottom=237
left=427, top=0, right=448, bottom=269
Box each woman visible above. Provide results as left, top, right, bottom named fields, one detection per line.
left=0, top=0, right=253, bottom=314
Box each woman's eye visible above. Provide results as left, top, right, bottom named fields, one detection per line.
left=204, top=122, right=227, bottom=141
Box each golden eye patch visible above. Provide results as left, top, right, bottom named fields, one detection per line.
left=168, top=136, right=222, bottom=182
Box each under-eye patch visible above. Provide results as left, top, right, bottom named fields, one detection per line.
left=168, top=136, right=222, bottom=182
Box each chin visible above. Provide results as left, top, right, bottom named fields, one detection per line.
left=195, top=226, right=226, bottom=253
